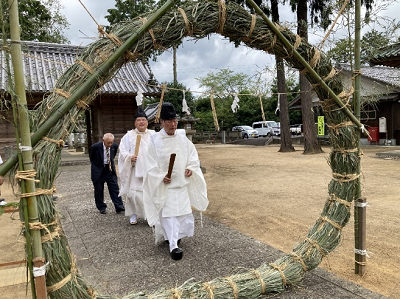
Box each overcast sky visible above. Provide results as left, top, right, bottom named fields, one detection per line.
left=59, top=0, right=295, bottom=94
left=59, top=0, right=400, bottom=94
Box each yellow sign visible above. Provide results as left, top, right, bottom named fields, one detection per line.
left=318, top=116, right=325, bottom=136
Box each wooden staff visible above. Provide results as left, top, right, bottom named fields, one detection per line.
left=134, top=135, right=141, bottom=156
left=166, top=153, right=176, bottom=179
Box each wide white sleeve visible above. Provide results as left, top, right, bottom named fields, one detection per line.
left=185, top=140, right=209, bottom=211
left=118, top=133, right=133, bottom=197
left=142, top=139, right=168, bottom=226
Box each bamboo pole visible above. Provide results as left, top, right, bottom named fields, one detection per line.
left=0, top=0, right=175, bottom=177
left=1, top=4, right=35, bottom=295
left=354, top=0, right=366, bottom=275
left=8, top=0, right=45, bottom=298
left=245, top=0, right=363, bottom=130
left=12, top=101, right=36, bottom=298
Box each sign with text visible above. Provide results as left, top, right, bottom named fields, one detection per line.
left=318, top=116, right=325, bottom=136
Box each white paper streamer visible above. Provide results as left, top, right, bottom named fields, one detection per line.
left=182, top=91, right=190, bottom=115
left=136, top=89, right=143, bottom=106
left=231, top=94, right=240, bottom=113
left=275, top=93, right=280, bottom=116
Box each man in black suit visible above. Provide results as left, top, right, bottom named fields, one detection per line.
left=89, top=133, right=125, bottom=214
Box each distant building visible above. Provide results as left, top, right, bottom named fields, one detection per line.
left=0, top=40, right=161, bottom=155
left=289, top=63, right=400, bottom=145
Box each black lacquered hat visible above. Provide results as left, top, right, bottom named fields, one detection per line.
left=160, top=102, right=177, bottom=120
left=134, top=106, right=148, bottom=120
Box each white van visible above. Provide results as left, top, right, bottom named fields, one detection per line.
left=252, top=121, right=280, bottom=137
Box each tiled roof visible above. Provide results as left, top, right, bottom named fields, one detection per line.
left=144, top=102, right=159, bottom=121
left=370, top=42, right=400, bottom=68
left=289, top=64, right=400, bottom=109
left=338, top=63, right=400, bottom=87
left=0, top=40, right=160, bottom=95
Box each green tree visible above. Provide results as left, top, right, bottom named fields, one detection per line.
left=326, top=38, right=354, bottom=64
left=105, top=0, right=156, bottom=31
left=194, top=69, right=280, bottom=131
left=1, top=0, right=69, bottom=43
left=269, top=76, right=301, bottom=125
left=195, top=68, right=252, bottom=130
left=288, top=0, right=333, bottom=154
left=232, top=0, right=296, bottom=151
left=327, top=29, right=392, bottom=65
left=105, top=0, right=186, bottom=89
left=196, top=69, right=250, bottom=96
left=162, top=81, right=195, bottom=118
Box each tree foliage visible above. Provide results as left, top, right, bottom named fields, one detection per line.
left=1, top=0, right=69, bottom=43
left=287, top=0, right=333, bottom=31
left=105, top=0, right=186, bottom=30
left=327, top=29, right=393, bottom=65
left=192, top=68, right=300, bottom=132
left=105, top=0, right=156, bottom=30
left=196, top=69, right=250, bottom=97
left=162, top=81, right=196, bottom=118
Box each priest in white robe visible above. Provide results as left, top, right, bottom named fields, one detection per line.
left=143, top=102, right=208, bottom=260
left=118, top=107, right=155, bottom=225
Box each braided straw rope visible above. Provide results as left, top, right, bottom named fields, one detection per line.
left=55, top=88, right=71, bottom=99
left=289, top=252, right=308, bottom=272
left=210, top=92, right=220, bottom=131
left=269, top=263, right=287, bottom=286
left=251, top=269, right=266, bottom=294
left=15, top=170, right=40, bottom=183
left=328, top=193, right=352, bottom=208
left=305, top=237, right=327, bottom=257
left=226, top=277, right=239, bottom=299
left=318, top=216, right=343, bottom=231
left=154, top=84, right=166, bottom=123
left=217, top=0, right=226, bottom=33
left=42, top=136, right=65, bottom=147
left=76, top=59, right=94, bottom=74
left=178, top=8, right=192, bottom=36
left=47, top=255, right=78, bottom=293
left=203, top=282, right=215, bottom=299
left=247, top=14, right=256, bottom=38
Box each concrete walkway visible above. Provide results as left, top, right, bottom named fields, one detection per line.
left=55, top=149, right=387, bottom=298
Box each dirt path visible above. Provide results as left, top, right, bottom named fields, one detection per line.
left=198, top=144, right=400, bottom=298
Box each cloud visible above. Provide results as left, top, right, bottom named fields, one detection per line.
left=60, top=0, right=114, bottom=46
left=60, top=1, right=275, bottom=93
left=148, top=36, right=275, bottom=93
left=59, top=1, right=400, bottom=95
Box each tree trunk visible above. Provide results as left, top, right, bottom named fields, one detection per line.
left=276, top=58, right=294, bottom=152
left=173, top=44, right=177, bottom=84
left=271, top=0, right=294, bottom=152
left=297, top=0, right=322, bottom=154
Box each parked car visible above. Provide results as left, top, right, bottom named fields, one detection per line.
left=252, top=121, right=280, bottom=137
left=290, top=124, right=302, bottom=135
left=232, top=125, right=259, bottom=139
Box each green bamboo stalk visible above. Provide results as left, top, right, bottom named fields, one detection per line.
left=0, top=0, right=175, bottom=177
left=0, top=3, right=35, bottom=295
left=245, top=0, right=363, bottom=130
left=12, top=101, right=36, bottom=298
left=8, top=0, right=43, bottom=297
